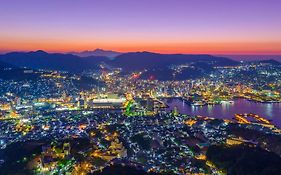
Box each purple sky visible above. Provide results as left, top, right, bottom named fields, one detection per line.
left=0, top=0, right=281, bottom=54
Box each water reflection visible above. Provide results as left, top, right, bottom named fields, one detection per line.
left=265, top=104, right=273, bottom=119
left=164, top=98, right=281, bottom=128
left=207, top=105, right=213, bottom=115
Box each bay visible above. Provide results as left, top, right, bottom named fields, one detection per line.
left=164, top=98, right=281, bottom=128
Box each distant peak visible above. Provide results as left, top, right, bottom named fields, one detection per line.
left=71, top=49, right=122, bottom=57
left=134, top=51, right=156, bottom=54
left=33, top=50, right=48, bottom=54
left=94, top=48, right=104, bottom=51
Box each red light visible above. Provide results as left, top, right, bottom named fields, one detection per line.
left=149, top=75, right=155, bottom=80
left=132, top=73, right=140, bottom=79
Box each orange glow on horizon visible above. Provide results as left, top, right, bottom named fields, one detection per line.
left=0, top=39, right=281, bottom=55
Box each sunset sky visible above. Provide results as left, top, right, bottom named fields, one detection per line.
left=0, top=0, right=281, bottom=54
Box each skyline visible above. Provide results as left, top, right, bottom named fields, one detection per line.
left=1, top=0, right=281, bottom=54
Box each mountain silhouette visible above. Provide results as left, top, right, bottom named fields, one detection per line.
left=70, top=49, right=122, bottom=58
left=0, top=50, right=109, bottom=72
left=112, top=51, right=238, bottom=71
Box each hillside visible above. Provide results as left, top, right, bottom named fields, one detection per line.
left=112, top=52, right=238, bottom=71
left=0, top=50, right=109, bottom=72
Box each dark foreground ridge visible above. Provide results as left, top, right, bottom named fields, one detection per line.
left=206, top=144, right=281, bottom=175
left=91, top=164, right=167, bottom=175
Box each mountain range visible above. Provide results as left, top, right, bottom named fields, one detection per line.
left=111, top=51, right=238, bottom=71
left=0, top=50, right=108, bottom=72
left=0, top=50, right=238, bottom=71
left=0, top=49, right=279, bottom=80
left=69, top=49, right=122, bottom=58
